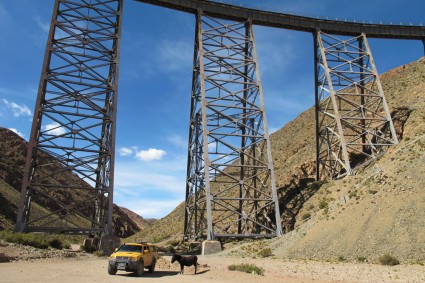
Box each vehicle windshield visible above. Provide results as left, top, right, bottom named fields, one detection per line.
left=117, top=245, right=143, bottom=252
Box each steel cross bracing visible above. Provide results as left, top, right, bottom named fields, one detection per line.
left=184, top=11, right=282, bottom=241
left=15, top=0, right=123, bottom=235
left=314, top=31, right=398, bottom=180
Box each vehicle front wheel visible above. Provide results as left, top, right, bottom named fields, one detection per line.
left=135, top=261, right=144, bottom=277
left=148, top=259, right=156, bottom=273
left=108, top=264, right=117, bottom=275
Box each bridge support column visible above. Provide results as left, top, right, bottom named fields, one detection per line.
left=15, top=0, right=123, bottom=235
left=184, top=11, right=282, bottom=241
left=314, top=31, right=398, bottom=180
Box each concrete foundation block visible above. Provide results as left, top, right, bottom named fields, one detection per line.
left=202, top=240, right=221, bottom=255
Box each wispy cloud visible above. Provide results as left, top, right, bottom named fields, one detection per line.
left=8, top=128, right=25, bottom=138
left=135, top=148, right=166, bottom=161
left=43, top=122, right=65, bottom=136
left=0, top=4, right=7, bottom=19
left=167, top=134, right=187, bottom=149
left=119, top=147, right=133, bottom=156
left=33, top=15, right=50, bottom=34
left=157, top=39, right=193, bottom=73
left=254, top=26, right=296, bottom=77
left=116, top=198, right=183, bottom=219
left=114, top=156, right=186, bottom=197
left=1, top=99, right=32, bottom=117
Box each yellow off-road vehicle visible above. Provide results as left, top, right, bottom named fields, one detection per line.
left=108, top=242, right=158, bottom=276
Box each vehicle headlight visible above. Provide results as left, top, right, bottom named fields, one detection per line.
left=109, top=255, right=116, bottom=260
left=130, top=256, right=139, bottom=261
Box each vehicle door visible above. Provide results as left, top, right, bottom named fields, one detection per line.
left=142, top=245, right=152, bottom=266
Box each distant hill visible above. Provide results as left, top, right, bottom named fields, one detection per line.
left=118, top=206, right=157, bottom=230
left=0, top=127, right=150, bottom=238
left=130, top=57, right=425, bottom=262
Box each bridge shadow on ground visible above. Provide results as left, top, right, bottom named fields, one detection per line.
left=116, top=269, right=209, bottom=278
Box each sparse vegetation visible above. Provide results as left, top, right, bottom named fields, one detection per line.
left=93, top=250, right=105, bottom=257
left=228, top=263, right=264, bottom=276
left=258, top=248, right=273, bottom=258
left=0, top=231, right=48, bottom=249
left=319, top=200, right=328, bottom=209
left=302, top=213, right=311, bottom=221
left=48, top=239, right=64, bottom=250
left=357, top=256, right=367, bottom=262
left=379, top=254, right=400, bottom=266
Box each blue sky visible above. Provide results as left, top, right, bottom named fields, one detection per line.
left=0, top=0, right=424, bottom=219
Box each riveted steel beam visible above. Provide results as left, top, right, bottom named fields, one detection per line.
left=315, top=31, right=398, bottom=180
left=184, top=11, right=282, bottom=241
left=15, top=0, right=123, bottom=236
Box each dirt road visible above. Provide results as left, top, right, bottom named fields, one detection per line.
left=1, top=255, right=424, bottom=283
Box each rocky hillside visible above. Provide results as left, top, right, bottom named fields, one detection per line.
left=118, top=206, right=157, bottom=230
left=133, top=57, right=424, bottom=262
left=0, top=128, right=144, bottom=238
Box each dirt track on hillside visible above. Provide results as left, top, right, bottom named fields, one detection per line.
left=1, top=255, right=424, bottom=283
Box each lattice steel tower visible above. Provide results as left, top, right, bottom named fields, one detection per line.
left=15, top=0, right=123, bottom=235
left=184, top=11, right=282, bottom=240
left=314, top=31, right=398, bottom=179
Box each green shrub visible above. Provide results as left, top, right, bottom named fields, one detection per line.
left=81, top=245, right=97, bottom=253
left=379, top=254, right=400, bottom=266
left=302, top=213, right=311, bottom=221
left=48, top=239, right=63, bottom=250
left=349, top=190, right=358, bottom=199
left=93, top=250, right=104, bottom=257
left=0, top=231, right=48, bottom=249
left=228, top=263, right=264, bottom=276
left=319, top=200, right=328, bottom=209
left=258, top=248, right=273, bottom=258
left=357, top=256, right=367, bottom=262
left=338, top=255, right=346, bottom=262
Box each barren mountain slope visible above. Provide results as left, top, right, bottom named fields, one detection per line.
left=134, top=58, right=424, bottom=261
left=222, top=57, right=425, bottom=262
left=0, top=128, right=143, bottom=237
left=266, top=57, right=425, bottom=262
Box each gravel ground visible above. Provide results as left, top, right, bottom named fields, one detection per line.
left=1, top=247, right=424, bottom=283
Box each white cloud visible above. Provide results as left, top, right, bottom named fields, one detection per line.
left=269, top=127, right=279, bottom=134
left=0, top=4, right=7, bottom=19
left=135, top=148, right=166, bottom=162
left=119, top=147, right=133, bottom=156
left=43, top=122, right=66, bottom=136
left=116, top=199, right=183, bottom=219
left=157, top=39, right=192, bottom=73
left=208, top=141, right=217, bottom=151
left=8, top=128, right=24, bottom=138
left=34, top=16, right=50, bottom=34
left=2, top=99, right=32, bottom=117
left=167, top=135, right=187, bottom=149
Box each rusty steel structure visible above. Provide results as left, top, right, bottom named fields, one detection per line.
left=16, top=0, right=425, bottom=238
left=15, top=0, right=123, bottom=235
left=314, top=32, right=399, bottom=179
left=184, top=12, right=282, bottom=240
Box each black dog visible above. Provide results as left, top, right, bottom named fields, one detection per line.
left=171, top=253, right=198, bottom=274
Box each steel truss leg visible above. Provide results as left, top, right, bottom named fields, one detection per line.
left=184, top=10, right=282, bottom=241
left=15, top=0, right=123, bottom=235
left=314, top=31, right=398, bottom=180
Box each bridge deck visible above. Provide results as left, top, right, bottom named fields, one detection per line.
left=135, top=0, right=425, bottom=39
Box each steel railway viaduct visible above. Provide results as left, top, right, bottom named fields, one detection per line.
left=15, top=0, right=425, bottom=243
